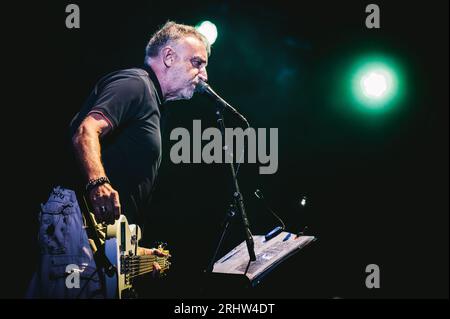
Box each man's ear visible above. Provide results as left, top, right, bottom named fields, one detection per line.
left=161, top=46, right=176, bottom=67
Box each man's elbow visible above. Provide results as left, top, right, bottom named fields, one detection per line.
left=72, top=124, right=95, bottom=147
left=72, top=129, right=81, bottom=148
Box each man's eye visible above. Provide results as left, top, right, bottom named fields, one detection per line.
left=192, top=60, right=201, bottom=68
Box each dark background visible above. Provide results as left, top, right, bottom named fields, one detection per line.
left=2, top=0, right=448, bottom=299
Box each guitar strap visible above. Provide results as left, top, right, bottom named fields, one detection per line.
left=78, top=193, right=117, bottom=291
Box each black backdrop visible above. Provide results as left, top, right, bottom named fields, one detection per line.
left=2, top=0, right=448, bottom=299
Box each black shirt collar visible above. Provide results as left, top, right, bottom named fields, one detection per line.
left=143, top=64, right=164, bottom=105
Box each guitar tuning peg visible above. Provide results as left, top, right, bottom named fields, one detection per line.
left=156, top=242, right=167, bottom=249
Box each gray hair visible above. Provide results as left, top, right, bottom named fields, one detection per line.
left=145, top=21, right=211, bottom=60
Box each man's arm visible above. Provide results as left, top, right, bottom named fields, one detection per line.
left=72, top=112, right=121, bottom=224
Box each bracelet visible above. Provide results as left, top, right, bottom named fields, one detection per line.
left=85, top=176, right=111, bottom=193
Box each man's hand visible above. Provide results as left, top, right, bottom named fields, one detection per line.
left=89, top=183, right=121, bottom=225
left=138, top=247, right=170, bottom=278
left=73, top=112, right=118, bottom=224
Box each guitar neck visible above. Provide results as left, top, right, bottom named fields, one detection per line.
left=123, top=255, right=169, bottom=278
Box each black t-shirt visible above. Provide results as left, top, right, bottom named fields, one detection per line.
left=68, top=65, right=164, bottom=227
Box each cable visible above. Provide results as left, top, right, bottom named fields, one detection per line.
left=254, top=189, right=286, bottom=230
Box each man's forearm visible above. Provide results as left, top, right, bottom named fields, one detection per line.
left=72, top=128, right=106, bottom=182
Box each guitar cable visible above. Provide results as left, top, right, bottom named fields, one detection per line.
left=75, top=268, right=101, bottom=299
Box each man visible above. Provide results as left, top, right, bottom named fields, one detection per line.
left=70, top=21, right=209, bottom=231
left=26, top=21, right=210, bottom=298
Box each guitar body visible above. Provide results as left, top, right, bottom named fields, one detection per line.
left=80, top=196, right=170, bottom=299
left=102, top=215, right=140, bottom=298
left=101, top=215, right=170, bottom=299
left=104, top=237, right=120, bottom=298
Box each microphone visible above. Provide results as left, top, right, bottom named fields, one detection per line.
left=196, top=80, right=249, bottom=126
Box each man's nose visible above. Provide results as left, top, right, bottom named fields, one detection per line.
left=198, top=68, right=208, bottom=82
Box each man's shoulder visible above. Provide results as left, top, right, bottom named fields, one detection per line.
left=95, top=68, right=154, bottom=96
left=118, top=67, right=149, bottom=78
left=101, top=68, right=161, bottom=109
left=118, top=68, right=161, bottom=105
left=100, top=67, right=147, bottom=83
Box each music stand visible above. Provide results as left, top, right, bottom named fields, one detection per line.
left=210, top=231, right=316, bottom=287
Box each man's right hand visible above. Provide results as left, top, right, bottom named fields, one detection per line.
left=89, top=183, right=121, bottom=225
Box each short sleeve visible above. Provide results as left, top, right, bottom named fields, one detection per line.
left=89, top=76, right=146, bottom=129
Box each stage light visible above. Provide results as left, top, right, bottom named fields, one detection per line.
left=195, top=21, right=218, bottom=45
left=360, top=70, right=390, bottom=98
left=354, top=64, right=396, bottom=107
left=349, top=55, right=404, bottom=112
left=330, top=53, right=407, bottom=119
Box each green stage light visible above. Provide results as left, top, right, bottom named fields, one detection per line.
left=360, top=70, right=391, bottom=98
left=341, top=53, right=407, bottom=115
left=195, top=21, right=218, bottom=45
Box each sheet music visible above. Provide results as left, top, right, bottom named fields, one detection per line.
left=213, top=232, right=315, bottom=281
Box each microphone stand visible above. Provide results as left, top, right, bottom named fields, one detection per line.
left=206, top=104, right=256, bottom=273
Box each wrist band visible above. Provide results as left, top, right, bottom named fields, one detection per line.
left=86, top=176, right=111, bottom=193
